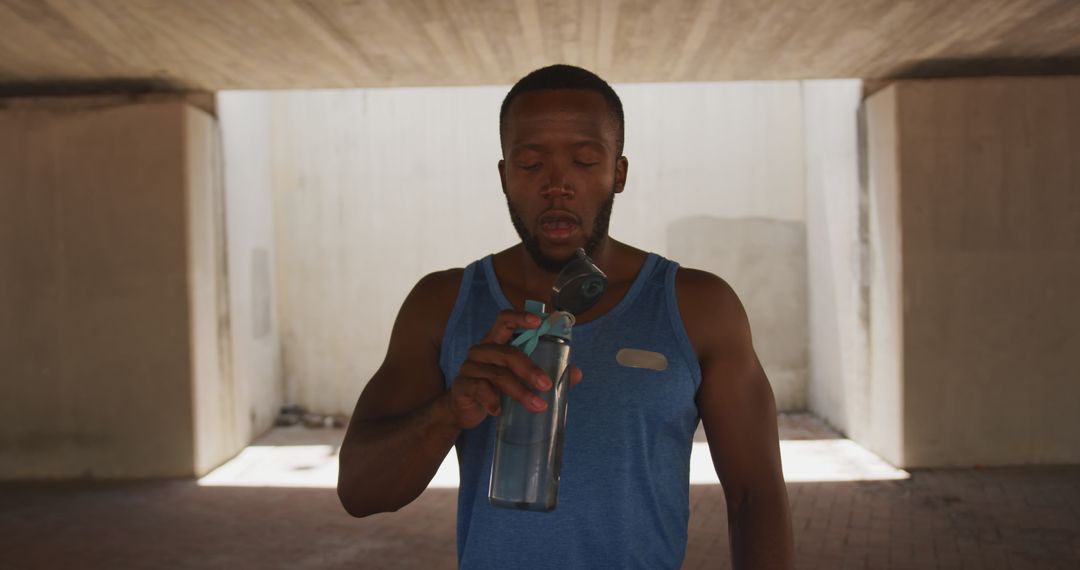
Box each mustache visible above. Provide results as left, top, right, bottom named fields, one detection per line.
left=506, top=189, right=616, bottom=272
left=538, top=210, right=582, bottom=225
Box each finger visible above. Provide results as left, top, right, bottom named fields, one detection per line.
left=466, top=344, right=550, bottom=389
left=453, top=377, right=502, bottom=417
left=482, top=310, right=542, bottom=344
left=485, top=373, right=547, bottom=412
left=460, top=362, right=548, bottom=411
left=460, top=360, right=551, bottom=392
left=568, top=366, right=583, bottom=386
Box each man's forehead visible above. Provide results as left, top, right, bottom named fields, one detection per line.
left=503, top=89, right=616, bottom=140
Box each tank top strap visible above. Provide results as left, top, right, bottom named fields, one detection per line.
left=439, top=259, right=486, bottom=382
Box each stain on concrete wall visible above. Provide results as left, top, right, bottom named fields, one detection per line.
left=251, top=248, right=272, bottom=339
left=668, top=216, right=808, bottom=411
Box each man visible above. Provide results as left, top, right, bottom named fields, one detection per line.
left=338, top=64, right=794, bottom=569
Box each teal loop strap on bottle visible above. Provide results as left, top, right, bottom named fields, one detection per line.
left=511, top=299, right=573, bottom=356
left=512, top=320, right=551, bottom=356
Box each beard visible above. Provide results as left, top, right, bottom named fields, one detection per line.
left=506, top=187, right=616, bottom=273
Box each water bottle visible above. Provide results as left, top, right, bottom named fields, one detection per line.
left=488, top=309, right=573, bottom=511
left=488, top=248, right=607, bottom=511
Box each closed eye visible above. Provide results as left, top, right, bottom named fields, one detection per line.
left=574, top=161, right=599, bottom=167
left=519, top=162, right=541, bottom=171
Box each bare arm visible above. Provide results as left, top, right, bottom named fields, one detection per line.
left=678, top=269, right=794, bottom=569
left=337, top=270, right=576, bottom=517
left=337, top=270, right=461, bottom=516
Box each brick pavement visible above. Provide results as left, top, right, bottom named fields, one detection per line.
left=1, top=415, right=1078, bottom=569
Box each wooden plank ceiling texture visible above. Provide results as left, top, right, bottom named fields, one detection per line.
left=1, top=0, right=1079, bottom=91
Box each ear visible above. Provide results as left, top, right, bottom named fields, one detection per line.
left=614, top=156, right=629, bottom=194
left=498, top=159, right=507, bottom=194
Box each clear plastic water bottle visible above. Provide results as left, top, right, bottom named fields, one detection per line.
left=488, top=311, right=573, bottom=511
left=488, top=248, right=607, bottom=511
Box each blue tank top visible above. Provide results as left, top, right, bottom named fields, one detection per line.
left=439, top=253, right=703, bottom=569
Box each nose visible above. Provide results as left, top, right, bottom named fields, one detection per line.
left=540, top=169, right=574, bottom=200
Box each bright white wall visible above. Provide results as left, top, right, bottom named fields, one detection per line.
left=221, top=82, right=809, bottom=415
left=217, top=94, right=285, bottom=448
left=616, top=82, right=805, bottom=235
left=262, top=87, right=517, bottom=414
left=620, top=82, right=808, bottom=410
left=802, top=80, right=868, bottom=439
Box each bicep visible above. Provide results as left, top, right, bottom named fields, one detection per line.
left=679, top=270, right=784, bottom=502
left=698, top=348, right=784, bottom=503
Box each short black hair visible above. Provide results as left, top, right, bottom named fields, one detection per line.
left=499, top=64, right=625, bottom=155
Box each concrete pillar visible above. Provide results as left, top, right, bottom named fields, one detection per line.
left=0, top=97, right=258, bottom=478
left=865, top=77, right=1080, bottom=468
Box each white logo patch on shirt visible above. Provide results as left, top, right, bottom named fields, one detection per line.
left=615, top=348, right=668, bottom=371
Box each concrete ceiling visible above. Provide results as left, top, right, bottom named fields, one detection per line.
left=2, top=0, right=1080, bottom=94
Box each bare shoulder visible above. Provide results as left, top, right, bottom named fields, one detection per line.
left=673, top=266, right=752, bottom=360
left=411, top=267, right=466, bottom=309
left=413, top=267, right=465, bottom=293
left=401, top=267, right=467, bottom=344
left=673, top=266, right=739, bottom=304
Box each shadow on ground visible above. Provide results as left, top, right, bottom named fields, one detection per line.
left=2, top=465, right=1079, bottom=569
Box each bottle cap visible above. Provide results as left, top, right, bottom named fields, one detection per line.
left=552, top=248, right=608, bottom=315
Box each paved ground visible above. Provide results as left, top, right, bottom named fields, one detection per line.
left=2, top=415, right=1078, bottom=569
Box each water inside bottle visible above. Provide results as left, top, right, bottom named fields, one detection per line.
left=488, top=338, right=570, bottom=511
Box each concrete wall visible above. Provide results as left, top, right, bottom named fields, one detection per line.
left=866, top=77, right=1080, bottom=467
left=1, top=100, right=193, bottom=478
left=668, top=217, right=806, bottom=411
left=626, top=82, right=808, bottom=411
left=258, top=87, right=517, bottom=415
left=866, top=86, right=907, bottom=467
left=216, top=94, right=284, bottom=455
left=186, top=106, right=241, bottom=476
left=0, top=98, right=263, bottom=478
left=220, top=81, right=809, bottom=414
left=802, top=80, right=870, bottom=440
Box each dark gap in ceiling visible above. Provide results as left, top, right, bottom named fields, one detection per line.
left=0, top=78, right=187, bottom=97
left=887, top=57, right=1080, bottom=79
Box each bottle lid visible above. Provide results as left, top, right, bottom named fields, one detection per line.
left=552, top=248, right=608, bottom=315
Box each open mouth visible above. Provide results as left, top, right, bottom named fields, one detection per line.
left=538, top=212, right=580, bottom=241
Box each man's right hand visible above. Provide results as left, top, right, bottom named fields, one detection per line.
left=338, top=272, right=584, bottom=517
left=446, top=309, right=583, bottom=430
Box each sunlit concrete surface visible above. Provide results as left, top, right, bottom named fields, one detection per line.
left=198, top=444, right=340, bottom=488
left=696, top=440, right=909, bottom=484
left=199, top=414, right=907, bottom=489
left=3, top=414, right=1077, bottom=570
